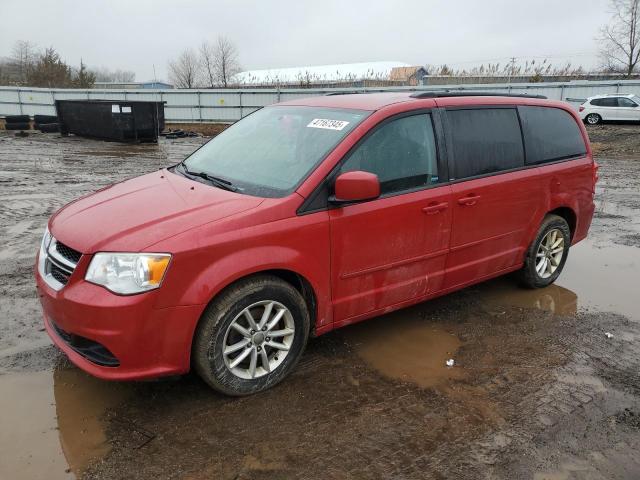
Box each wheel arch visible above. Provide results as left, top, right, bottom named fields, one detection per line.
left=547, top=206, right=577, bottom=240
left=196, top=266, right=319, bottom=334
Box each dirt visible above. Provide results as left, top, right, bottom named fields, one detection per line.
left=1, top=128, right=640, bottom=479
left=587, top=123, right=640, bottom=158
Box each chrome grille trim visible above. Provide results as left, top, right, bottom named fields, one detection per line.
left=39, top=236, right=81, bottom=291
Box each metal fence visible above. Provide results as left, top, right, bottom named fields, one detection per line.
left=3, top=80, right=640, bottom=123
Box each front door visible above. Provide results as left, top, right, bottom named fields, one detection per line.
left=615, top=97, right=640, bottom=121
left=329, top=112, right=452, bottom=324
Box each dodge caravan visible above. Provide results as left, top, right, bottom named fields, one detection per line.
left=36, top=92, right=596, bottom=395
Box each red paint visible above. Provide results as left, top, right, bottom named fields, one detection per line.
left=37, top=93, right=596, bottom=380
left=334, top=171, right=380, bottom=201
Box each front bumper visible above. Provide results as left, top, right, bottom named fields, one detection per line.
left=36, top=262, right=204, bottom=381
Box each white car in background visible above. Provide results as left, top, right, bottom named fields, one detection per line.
left=579, top=93, right=640, bottom=125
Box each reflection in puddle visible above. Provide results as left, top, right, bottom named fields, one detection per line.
left=54, top=366, right=131, bottom=475
left=479, top=279, right=577, bottom=315
left=0, top=364, right=130, bottom=479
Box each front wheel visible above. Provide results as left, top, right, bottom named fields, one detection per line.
left=192, top=275, right=310, bottom=396
left=518, top=215, right=571, bottom=289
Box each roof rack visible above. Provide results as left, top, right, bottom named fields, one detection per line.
left=409, top=91, right=547, bottom=99
left=324, top=91, right=368, bottom=96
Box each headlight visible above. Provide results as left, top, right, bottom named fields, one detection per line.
left=85, top=253, right=171, bottom=295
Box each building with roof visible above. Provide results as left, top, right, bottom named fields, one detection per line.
left=233, top=62, right=427, bottom=87
left=389, top=66, right=428, bottom=86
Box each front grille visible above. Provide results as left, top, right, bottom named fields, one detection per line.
left=52, top=320, right=120, bottom=367
left=55, top=241, right=82, bottom=264
left=50, top=263, right=70, bottom=285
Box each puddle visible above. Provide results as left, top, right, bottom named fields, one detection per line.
left=343, top=312, right=463, bottom=388
left=342, top=235, right=640, bottom=389
left=557, top=239, right=640, bottom=322
left=0, top=366, right=130, bottom=479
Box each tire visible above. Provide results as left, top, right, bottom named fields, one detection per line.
left=5, top=122, right=31, bottom=131
left=34, top=115, right=58, bottom=124
left=585, top=113, right=602, bottom=125
left=5, top=115, right=30, bottom=123
left=192, top=275, right=310, bottom=396
left=518, top=214, right=571, bottom=289
left=37, top=123, right=60, bottom=133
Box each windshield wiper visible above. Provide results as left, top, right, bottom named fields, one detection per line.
left=178, top=162, right=237, bottom=192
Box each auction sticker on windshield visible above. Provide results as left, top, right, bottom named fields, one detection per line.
left=307, top=118, right=350, bottom=130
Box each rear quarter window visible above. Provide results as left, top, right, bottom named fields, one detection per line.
left=447, top=108, right=524, bottom=179
left=518, top=106, right=587, bottom=165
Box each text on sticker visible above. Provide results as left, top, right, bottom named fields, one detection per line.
left=307, top=118, right=350, bottom=130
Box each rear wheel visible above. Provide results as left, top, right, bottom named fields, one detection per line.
left=192, top=275, right=310, bottom=396
left=518, top=215, right=571, bottom=289
left=585, top=113, right=602, bottom=125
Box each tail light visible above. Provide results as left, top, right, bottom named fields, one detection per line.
left=579, top=106, right=585, bottom=112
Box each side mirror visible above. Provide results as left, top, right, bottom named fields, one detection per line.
left=332, top=171, right=380, bottom=203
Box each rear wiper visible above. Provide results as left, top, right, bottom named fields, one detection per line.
left=178, top=162, right=237, bottom=192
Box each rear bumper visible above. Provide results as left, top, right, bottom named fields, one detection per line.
left=36, top=267, right=204, bottom=381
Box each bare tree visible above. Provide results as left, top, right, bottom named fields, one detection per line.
left=199, top=41, right=217, bottom=87
left=600, top=0, right=640, bottom=76
left=168, top=48, right=201, bottom=88
left=10, top=40, right=38, bottom=84
left=213, top=36, right=241, bottom=87
left=92, top=67, right=136, bottom=83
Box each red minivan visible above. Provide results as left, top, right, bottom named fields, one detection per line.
left=36, top=92, right=596, bottom=395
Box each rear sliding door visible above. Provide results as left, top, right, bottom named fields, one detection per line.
left=442, top=107, right=543, bottom=289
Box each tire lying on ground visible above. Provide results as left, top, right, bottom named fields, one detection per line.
left=5, top=115, right=30, bottom=123
left=37, top=123, right=60, bottom=133
left=5, top=122, right=31, bottom=131
left=34, top=114, right=58, bottom=124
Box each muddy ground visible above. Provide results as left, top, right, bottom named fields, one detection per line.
left=1, top=125, right=640, bottom=480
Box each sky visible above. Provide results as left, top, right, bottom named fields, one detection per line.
left=1, top=0, right=611, bottom=82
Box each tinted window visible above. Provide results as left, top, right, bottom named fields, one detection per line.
left=519, top=106, right=586, bottom=165
left=447, top=108, right=524, bottom=179
left=339, top=114, right=439, bottom=195
left=618, top=97, right=638, bottom=107
left=591, top=97, right=617, bottom=107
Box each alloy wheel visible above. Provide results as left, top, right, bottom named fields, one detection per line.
left=535, top=228, right=565, bottom=279
left=222, top=300, right=295, bottom=379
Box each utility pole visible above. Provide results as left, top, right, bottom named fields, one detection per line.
left=508, top=57, right=517, bottom=84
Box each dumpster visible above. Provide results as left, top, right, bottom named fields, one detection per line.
left=55, top=100, right=165, bottom=143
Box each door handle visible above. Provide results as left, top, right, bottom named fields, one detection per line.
left=457, top=195, right=481, bottom=206
left=422, top=202, right=449, bottom=214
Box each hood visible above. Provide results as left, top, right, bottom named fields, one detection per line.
left=50, top=169, right=263, bottom=253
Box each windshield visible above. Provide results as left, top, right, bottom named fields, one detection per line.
left=181, top=106, right=370, bottom=197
